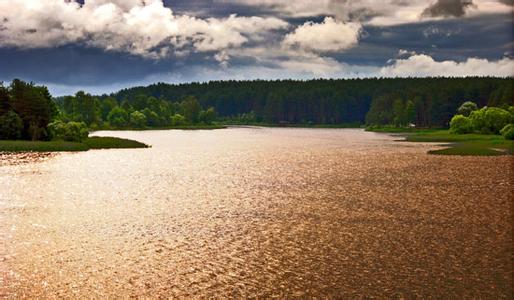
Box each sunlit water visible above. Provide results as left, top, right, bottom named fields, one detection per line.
left=0, top=128, right=512, bottom=297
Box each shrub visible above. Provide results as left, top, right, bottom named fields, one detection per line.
left=48, top=121, right=66, bottom=140
left=484, top=107, right=511, bottom=134
left=468, top=107, right=512, bottom=134
left=48, top=121, right=88, bottom=142
left=0, top=110, right=23, bottom=140
left=457, top=101, right=478, bottom=117
left=500, top=124, right=514, bottom=140
left=450, top=115, right=473, bottom=134
left=508, top=106, right=514, bottom=117
left=469, top=108, right=488, bottom=134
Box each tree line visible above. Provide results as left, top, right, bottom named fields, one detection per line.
left=1, top=77, right=512, bottom=141
left=113, top=77, right=512, bottom=127
left=54, top=92, right=217, bottom=129
left=0, top=79, right=57, bottom=140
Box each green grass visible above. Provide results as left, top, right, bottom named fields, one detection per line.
left=427, top=142, right=508, bottom=156
left=84, top=136, right=149, bottom=149
left=405, top=130, right=505, bottom=142
left=396, top=129, right=512, bottom=156
left=365, top=126, right=425, bottom=133
left=367, top=127, right=513, bottom=156
left=0, top=137, right=149, bottom=152
left=0, top=140, right=89, bottom=152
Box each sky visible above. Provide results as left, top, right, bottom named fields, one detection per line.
left=0, top=0, right=513, bottom=95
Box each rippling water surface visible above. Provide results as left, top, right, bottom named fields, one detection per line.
left=0, top=128, right=512, bottom=297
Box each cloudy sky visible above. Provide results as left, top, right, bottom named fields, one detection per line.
left=0, top=0, right=512, bottom=95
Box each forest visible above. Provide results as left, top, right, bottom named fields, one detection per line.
left=0, top=77, right=513, bottom=142
left=112, top=77, right=512, bottom=127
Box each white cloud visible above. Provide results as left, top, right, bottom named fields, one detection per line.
left=0, top=0, right=288, bottom=58
left=380, top=54, right=514, bottom=77
left=282, top=17, right=361, bottom=53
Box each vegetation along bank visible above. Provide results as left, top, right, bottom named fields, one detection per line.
left=0, top=77, right=512, bottom=154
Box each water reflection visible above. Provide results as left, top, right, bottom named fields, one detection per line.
left=0, top=128, right=512, bottom=297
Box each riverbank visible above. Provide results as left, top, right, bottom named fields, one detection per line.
left=0, top=136, right=149, bottom=152
left=368, top=127, right=513, bottom=156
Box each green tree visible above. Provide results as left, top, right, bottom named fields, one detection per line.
left=74, top=91, right=101, bottom=126
left=48, top=121, right=88, bottom=142
left=457, top=101, right=478, bottom=117
left=469, top=108, right=488, bottom=133
left=484, top=107, right=511, bottom=134
left=450, top=115, right=473, bottom=134
left=0, top=110, right=23, bottom=140
left=107, top=107, right=129, bottom=128
left=500, top=124, right=514, bottom=140
left=129, top=111, right=147, bottom=128
left=170, top=114, right=186, bottom=126
left=101, top=97, right=118, bottom=121
left=469, top=107, right=512, bottom=134
left=365, top=95, right=394, bottom=125
left=10, top=79, right=56, bottom=140
left=120, top=100, right=134, bottom=114
left=0, top=84, right=11, bottom=116
left=199, top=107, right=217, bottom=124
left=132, top=94, right=149, bottom=111
left=392, top=98, right=405, bottom=126
left=404, top=100, right=416, bottom=125
left=48, top=121, right=66, bottom=140
left=141, top=108, right=160, bottom=127
left=181, top=96, right=201, bottom=124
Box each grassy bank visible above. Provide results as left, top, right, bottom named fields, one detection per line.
left=0, top=137, right=149, bottom=152
left=368, top=127, right=513, bottom=156
left=84, top=137, right=149, bottom=149
left=406, top=130, right=512, bottom=156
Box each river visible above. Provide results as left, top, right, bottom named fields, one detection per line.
left=0, top=128, right=511, bottom=297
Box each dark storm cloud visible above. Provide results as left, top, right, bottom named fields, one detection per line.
left=422, top=0, right=475, bottom=18
left=305, top=13, right=512, bottom=66
left=0, top=46, right=220, bottom=86
left=1, top=12, right=509, bottom=92
left=1, top=1, right=512, bottom=95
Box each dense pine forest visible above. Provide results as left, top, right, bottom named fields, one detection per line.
left=112, top=77, right=513, bottom=127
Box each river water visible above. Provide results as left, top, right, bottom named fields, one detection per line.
left=0, top=128, right=512, bottom=297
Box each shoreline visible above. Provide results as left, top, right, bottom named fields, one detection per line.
left=366, top=127, right=513, bottom=156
